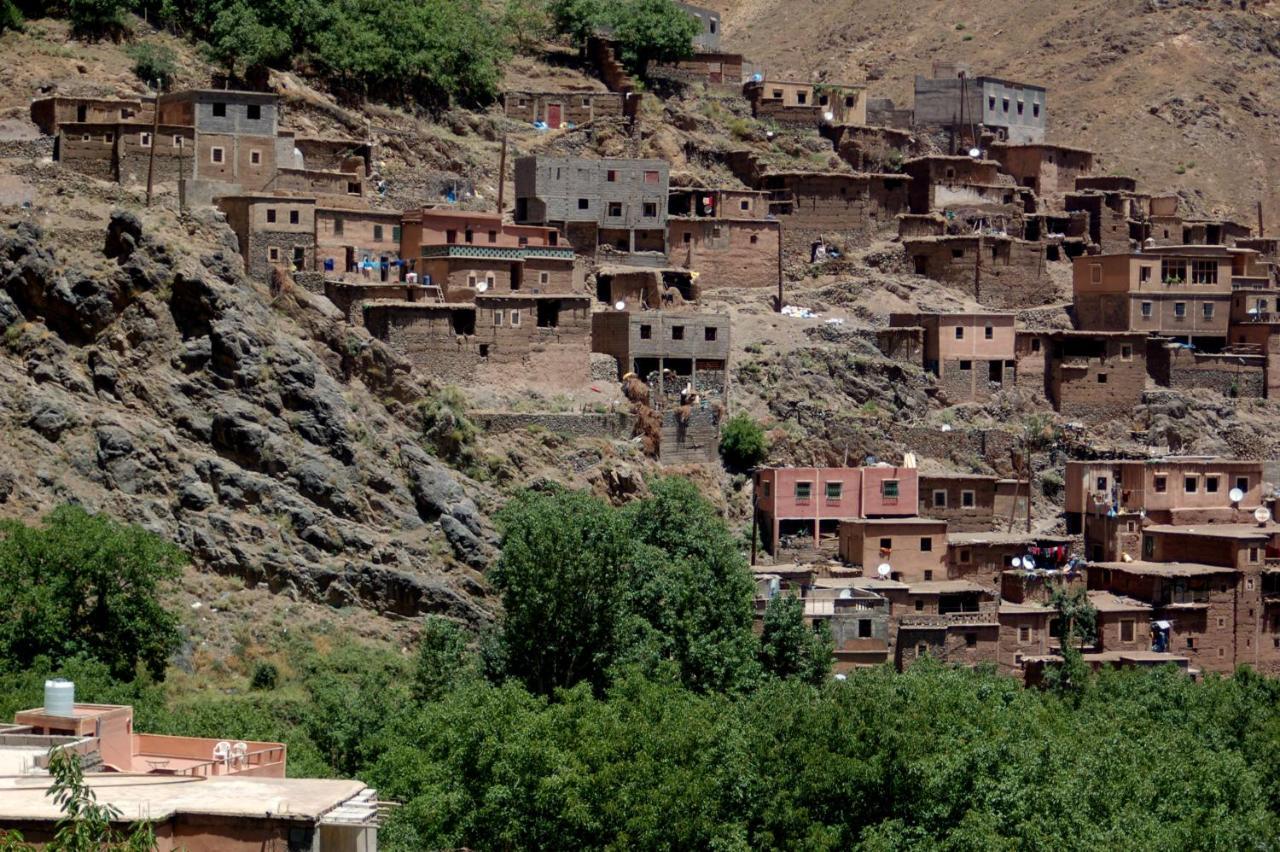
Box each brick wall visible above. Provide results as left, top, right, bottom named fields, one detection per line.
left=246, top=230, right=314, bottom=280
left=919, top=478, right=997, bottom=531
left=660, top=407, right=721, bottom=464
left=905, top=238, right=1053, bottom=308
left=503, top=92, right=625, bottom=126
left=474, top=412, right=633, bottom=438
left=1150, top=347, right=1266, bottom=398
left=998, top=611, right=1051, bottom=675
left=666, top=218, right=779, bottom=289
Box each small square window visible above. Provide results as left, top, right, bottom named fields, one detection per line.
left=488, top=230, right=498, bottom=244
left=333, top=218, right=344, bottom=236
left=211, top=147, right=224, bottom=163
left=959, top=549, right=971, bottom=564
left=1154, top=475, right=1168, bottom=493
left=915, top=601, right=925, bottom=613
left=1141, top=301, right=1153, bottom=318
left=932, top=490, right=947, bottom=508
left=920, top=537, right=933, bottom=552
left=984, top=326, right=993, bottom=340
left=955, top=326, right=965, bottom=340
left=959, top=360, right=972, bottom=370
left=643, top=202, right=657, bottom=218
left=951, top=248, right=964, bottom=259
left=640, top=324, right=652, bottom=340
left=1097, top=373, right=1108, bottom=384
left=1185, top=476, right=1198, bottom=493
left=494, top=310, right=504, bottom=326
left=266, top=209, right=277, bottom=224
left=1174, top=302, right=1187, bottom=318
left=705, top=326, right=717, bottom=342
left=607, top=170, right=617, bottom=182
left=608, top=202, right=623, bottom=217
left=539, top=271, right=550, bottom=286
left=578, top=198, right=590, bottom=210
left=268, top=246, right=279, bottom=261
left=795, top=482, right=812, bottom=500
left=1019, top=626, right=1031, bottom=642
left=1140, top=266, right=1152, bottom=283
left=373, top=225, right=384, bottom=241
left=172, top=135, right=183, bottom=147
left=212, top=102, right=227, bottom=117
left=965, top=633, right=978, bottom=647
left=1236, top=477, right=1249, bottom=493
left=683, top=232, right=692, bottom=244
left=644, top=170, right=660, bottom=184
left=247, top=104, right=261, bottom=120
left=923, top=569, right=934, bottom=581
left=1031, top=338, right=1041, bottom=352
left=1121, top=345, right=1133, bottom=360
left=879, top=538, right=892, bottom=550
left=672, top=325, right=685, bottom=340
left=740, top=199, right=750, bottom=211
left=882, top=480, right=899, bottom=499
left=289, top=210, right=299, bottom=225
left=511, top=310, right=521, bottom=327
left=250, top=149, right=261, bottom=165
left=826, top=482, right=842, bottom=500
left=1203, top=302, right=1215, bottom=319
left=1206, top=477, right=1219, bottom=493
left=961, top=491, right=975, bottom=508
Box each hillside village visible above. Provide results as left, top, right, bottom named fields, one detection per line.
left=2, top=0, right=1280, bottom=846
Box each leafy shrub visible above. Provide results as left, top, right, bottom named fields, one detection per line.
left=718, top=412, right=769, bottom=473
left=250, top=661, right=279, bottom=690
left=420, top=386, right=478, bottom=466
left=126, top=41, right=178, bottom=88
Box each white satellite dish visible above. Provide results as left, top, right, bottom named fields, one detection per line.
left=823, top=111, right=835, bottom=122
left=876, top=563, right=892, bottom=578
left=1011, top=556, right=1023, bottom=569
left=475, top=280, right=489, bottom=292
left=614, top=300, right=626, bottom=311
left=1254, top=506, right=1271, bottom=525
left=1229, top=487, right=1245, bottom=503
left=967, top=147, right=981, bottom=158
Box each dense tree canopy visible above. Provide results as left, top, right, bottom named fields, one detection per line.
left=0, top=505, right=184, bottom=680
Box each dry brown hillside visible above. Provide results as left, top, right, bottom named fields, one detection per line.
left=713, top=0, right=1280, bottom=225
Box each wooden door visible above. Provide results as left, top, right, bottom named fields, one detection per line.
left=547, top=103, right=562, bottom=127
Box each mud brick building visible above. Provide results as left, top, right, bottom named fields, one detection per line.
left=838, top=517, right=948, bottom=583
left=742, top=80, right=867, bottom=126
left=947, top=531, right=1074, bottom=590
left=502, top=91, right=625, bottom=127
left=758, top=171, right=909, bottom=255
left=666, top=187, right=780, bottom=290
left=363, top=293, right=592, bottom=387
left=997, top=600, right=1056, bottom=674
left=215, top=194, right=316, bottom=279
left=652, top=51, right=745, bottom=87
left=753, top=466, right=919, bottom=556
left=1043, top=331, right=1147, bottom=419
left=30, top=95, right=152, bottom=134
left=400, top=209, right=577, bottom=300
left=913, top=62, right=1047, bottom=144
left=901, top=155, right=1015, bottom=215
left=514, top=156, right=669, bottom=256
left=325, top=281, right=428, bottom=324
left=314, top=206, right=402, bottom=278
left=1146, top=342, right=1265, bottom=398
left=1064, top=177, right=1152, bottom=254
left=986, top=142, right=1095, bottom=209
left=903, top=235, right=1052, bottom=308
left=866, top=97, right=914, bottom=129
left=1072, top=245, right=1268, bottom=346
left=54, top=121, right=195, bottom=185
left=894, top=580, right=1000, bottom=669
left=918, top=473, right=1001, bottom=530
left=888, top=312, right=1017, bottom=401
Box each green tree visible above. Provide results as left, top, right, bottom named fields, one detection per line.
left=0, top=0, right=23, bottom=33
left=606, top=0, right=697, bottom=77
left=758, top=594, right=833, bottom=685
left=0, top=505, right=185, bottom=681
left=548, top=0, right=602, bottom=48
left=124, top=42, right=178, bottom=88
left=718, top=412, right=769, bottom=473
left=67, top=0, right=132, bottom=40
left=492, top=488, right=634, bottom=694
left=205, top=0, right=289, bottom=80
left=502, top=0, right=551, bottom=55
left=412, top=616, right=472, bottom=702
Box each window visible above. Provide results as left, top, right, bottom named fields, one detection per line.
left=882, top=480, right=899, bottom=499
left=643, top=202, right=657, bottom=218
left=373, top=225, right=384, bottom=241
left=1154, top=475, right=1167, bottom=493
left=961, top=490, right=975, bottom=508
left=959, top=360, right=972, bottom=371
left=933, top=490, right=947, bottom=508
left=920, top=537, right=933, bottom=552
left=955, top=326, right=965, bottom=340
left=211, top=147, right=224, bottom=163
left=1141, top=301, right=1153, bottom=318
left=1191, top=259, right=1218, bottom=284
left=539, top=271, right=550, bottom=286
left=1249, top=547, right=1260, bottom=563
left=984, top=326, right=993, bottom=340
left=952, top=248, right=964, bottom=259
left=212, top=102, right=226, bottom=117
left=577, top=198, right=589, bottom=210
left=347, top=181, right=360, bottom=195
left=796, top=91, right=807, bottom=104
left=639, top=324, right=652, bottom=339
left=1033, top=103, right=1041, bottom=118
left=915, top=601, right=925, bottom=613
left=1121, top=620, right=1135, bottom=642
left=924, top=569, right=934, bottom=581
left=1031, top=338, right=1041, bottom=352
left=393, top=226, right=401, bottom=242
left=250, top=149, right=261, bottom=164
left=1097, top=372, right=1108, bottom=384
left=1002, top=97, right=1010, bottom=113
left=81, top=134, right=90, bottom=141
left=1019, top=626, right=1031, bottom=643
left=289, top=210, right=299, bottom=225
left=1096, top=476, right=1108, bottom=491
left=1202, top=302, right=1215, bottom=319
left=1140, top=266, right=1152, bottom=283
left=467, top=274, right=477, bottom=288
left=607, top=170, right=617, bottom=182
left=959, top=549, right=972, bottom=563
left=988, top=95, right=996, bottom=110
left=826, top=482, right=842, bottom=500
left=1236, top=476, right=1249, bottom=493
left=772, top=89, right=783, bottom=99
left=1121, top=344, right=1133, bottom=360
left=879, top=538, right=892, bottom=550
left=1090, top=263, right=1102, bottom=283
left=488, top=230, right=497, bottom=244
left=333, top=218, right=343, bottom=236
left=795, top=482, right=812, bottom=500
left=1161, top=258, right=1187, bottom=282
left=247, top=104, right=261, bottom=120
left=268, top=246, right=279, bottom=262
left=1017, top=100, right=1024, bottom=115
left=582, top=96, right=591, bottom=107
left=173, top=135, right=183, bottom=147
left=858, top=619, right=872, bottom=638
left=510, top=309, right=521, bottom=327
left=845, top=95, right=855, bottom=107
left=740, top=199, right=751, bottom=211
left=1174, top=301, right=1187, bottom=318
left=465, top=229, right=474, bottom=244
left=1186, top=638, right=1196, bottom=650
left=486, top=274, right=495, bottom=291
left=750, top=235, right=758, bottom=244
left=1206, top=476, right=1219, bottom=493
left=266, top=209, right=277, bottom=224
left=608, top=202, right=623, bottom=217
left=965, top=633, right=978, bottom=647
left=643, top=170, right=660, bottom=184
left=672, top=325, right=685, bottom=340
left=1184, top=476, right=1198, bottom=494
left=683, top=232, right=692, bottom=244
left=494, top=311, right=504, bottom=326
left=446, top=230, right=457, bottom=244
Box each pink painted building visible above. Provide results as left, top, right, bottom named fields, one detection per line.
left=754, top=465, right=919, bottom=555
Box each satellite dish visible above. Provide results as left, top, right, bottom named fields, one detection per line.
left=476, top=280, right=489, bottom=292
left=1229, top=487, right=1245, bottom=503
left=1255, top=506, right=1271, bottom=524
left=823, top=111, right=835, bottom=122
left=614, top=300, right=626, bottom=311
left=967, top=147, right=981, bottom=158
left=876, top=563, right=892, bottom=578
left=1011, top=556, right=1023, bottom=569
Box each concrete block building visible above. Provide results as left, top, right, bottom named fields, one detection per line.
left=913, top=62, right=1047, bottom=144
left=157, top=89, right=282, bottom=200
left=514, top=156, right=669, bottom=256
left=677, top=1, right=721, bottom=51
left=753, top=466, right=919, bottom=556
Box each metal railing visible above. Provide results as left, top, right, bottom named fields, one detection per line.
left=169, top=746, right=286, bottom=777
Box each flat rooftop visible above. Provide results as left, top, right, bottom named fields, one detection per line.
left=1087, top=591, right=1152, bottom=613
left=0, top=775, right=368, bottom=822
left=843, top=517, right=947, bottom=526
left=1144, top=524, right=1278, bottom=540
left=905, top=579, right=989, bottom=594
left=1089, top=560, right=1236, bottom=577
left=950, top=531, right=1073, bottom=546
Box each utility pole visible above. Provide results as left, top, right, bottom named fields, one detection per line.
left=145, top=79, right=161, bottom=208
left=974, top=228, right=982, bottom=303
left=776, top=222, right=784, bottom=311
left=496, top=134, right=508, bottom=218
left=1259, top=200, right=1265, bottom=238
left=750, top=474, right=759, bottom=566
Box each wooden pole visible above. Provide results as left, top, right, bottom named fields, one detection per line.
left=1259, top=200, right=1265, bottom=238
left=974, top=229, right=982, bottom=302
left=750, top=475, right=759, bottom=566
left=1025, top=449, right=1033, bottom=534
left=496, top=134, right=508, bottom=218
left=776, top=222, right=784, bottom=312
left=145, top=80, right=161, bottom=208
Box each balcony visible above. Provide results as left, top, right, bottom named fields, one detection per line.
left=130, top=734, right=287, bottom=778
left=898, top=609, right=998, bottom=628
